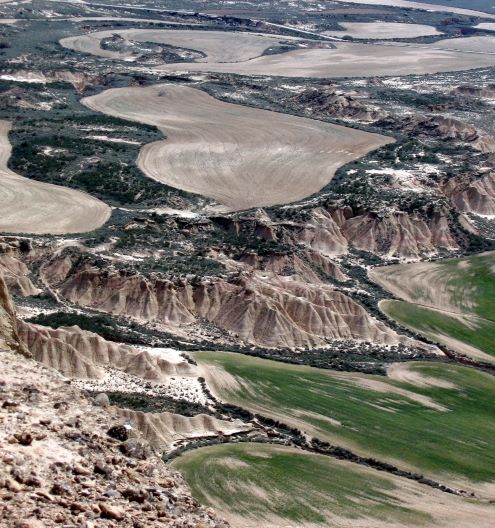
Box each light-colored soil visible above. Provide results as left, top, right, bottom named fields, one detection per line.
left=60, top=27, right=495, bottom=78
left=369, top=262, right=471, bottom=314
left=0, top=120, right=110, bottom=234
left=387, top=363, right=456, bottom=389
left=419, top=35, right=495, bottom=53
left=155, top=40, right=495, bottom=78
left=331, top=0, right=495, bottom=20
left=475, top=23, right=495, bottom=31
left=60, top=29, right=300, bottom=62
left=82, top=84, right=392, bottom=211
left=325, top=21, right=442, bottom=39
left=349, top=373, right=449, bottom=412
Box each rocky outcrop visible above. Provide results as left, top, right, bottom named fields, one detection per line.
left=0, top=239, right=40, bottom=297
left=444, top=172, right=495, bottom=215
left=293, top=88, right=386, bottom=122
left=0, top=69, right=99, bottom=92
left=18, top=321, right=194, bottom=381
left=238, top=252, right=322, bottom=283
left=238, top=250, right=347, bottom=282
left=335, top=208, right=459, bottom=259
left=304, top=249, right=348, bottom=282
left=288, top=207, right=349, bottom=256
left=402, top=115, right=495, bottom=153
left=0, top=275, right=30, bottom=357
left=115, top=408, right=252, bottom=449
left=0, top=347, right=229, bottom=527
left=0, top=254, right=40, bottom=297
left=451, top=84, right=495, bottom=98
left=45, top=259, right=408, bottom=349
left=287, top=204, right=458, bottom=259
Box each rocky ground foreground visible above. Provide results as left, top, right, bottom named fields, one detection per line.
left=0, top=346, right=229, bottom=528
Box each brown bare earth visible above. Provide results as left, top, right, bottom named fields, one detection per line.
left=82, top=84, right=392, bottom=211
left=325, top=21, right=442, bottom=39
left=43, top=253, right=416, bottom=349
left=0, top=120, right=110, bottom=234
left=60, top=27, right=495, bottom=78
left=60, top=29, right=299, bottom=63
left=332, top=0, right=495, bottom=19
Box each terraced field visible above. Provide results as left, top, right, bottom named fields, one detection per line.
left=371, top=252, right=495, bottom=361
left=0, top=120, right=110, bottom=235
left=196, top=352, right=495, bottom=493
left=173, top=443, right=495, bottom=528
left=82, top=84, right=392, bottom=211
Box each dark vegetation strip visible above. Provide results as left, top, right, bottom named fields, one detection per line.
left=165, top=378, right=471, bottom=498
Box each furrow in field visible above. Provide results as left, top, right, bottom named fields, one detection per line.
left=82, top=84, right=393, bottom=211
left=0, top=120, right=110, bottom=235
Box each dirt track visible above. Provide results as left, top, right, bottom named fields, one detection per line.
left=82, top=84, right=393, bottom=211
left=0, top=120, right=110, bottom=234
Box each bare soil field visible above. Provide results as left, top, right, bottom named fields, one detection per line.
left=325, top=21, right=442, bottom=39
left=0, top=120, right=110, bottom=234
left=60, top=29, right=300, bottom=63
left=82, top=84, right=392, bottom=211
left=60, top=27, right=495, bottom=77
left=156, top=40, right=495, bottom=78
left=428, top=35, right=495, bottom=52
left=332, top=0, right=495, bottom=19
left=475, top=22, right=495, bottom=31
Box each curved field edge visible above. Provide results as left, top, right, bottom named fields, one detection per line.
left=171, top=443, right=432, bottom=527
left=370, top=252, right=495, bottom=360
left=172, top=442, right=495, bottom=528
left=0, top=120, right=110, bottom=235
left=380, top=300, right=495, bottom=363
left=81, top=84, right=393, bottom=211
left=195, top=352, right=495, bottom=490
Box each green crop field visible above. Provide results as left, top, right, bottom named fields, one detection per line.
left=381, top=300, right=495, bottom=359
left=172, top=443, right=433, bottom=527
left=371, top=252, right=495, bottom=359
left=196, top=352, right=495, bottom=486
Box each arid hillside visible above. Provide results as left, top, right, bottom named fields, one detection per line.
left=0, top=277, right=229, bottom=528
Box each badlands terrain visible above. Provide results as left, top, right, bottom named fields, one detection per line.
left=1, top=0, right=495, bottom=526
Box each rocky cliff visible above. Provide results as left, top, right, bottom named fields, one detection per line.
left=18, top=321, right=194, bottom=381
left=42, top=257, right=409, bottom=349
left=292, top=87, right=386, bottom=122
left=444, top=172, right=495, bottom=216
left=0, top=274, right=30, bottom=357
left=0, top=347, right=228, bottom=528
left=0, top=276, right=229, bottom=528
